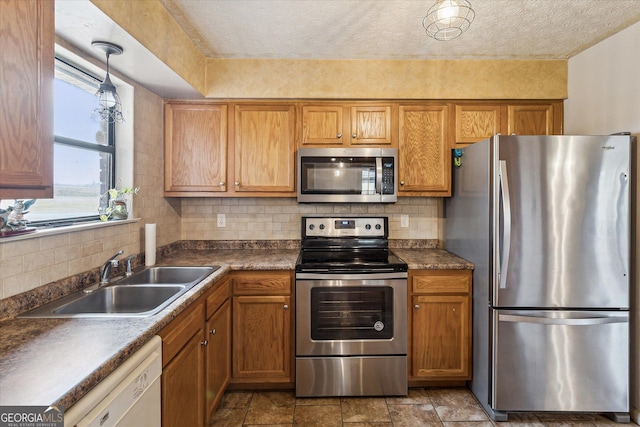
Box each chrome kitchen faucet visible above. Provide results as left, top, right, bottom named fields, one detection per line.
left=100, top=250, right=124, bottom=285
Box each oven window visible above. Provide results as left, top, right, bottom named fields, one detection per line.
left=310, top=287, right=393, bottom=340
left=300, top=157, right=376, bottom=195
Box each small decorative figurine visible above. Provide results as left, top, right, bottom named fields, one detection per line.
left=0, top=199, right=36, bottom=233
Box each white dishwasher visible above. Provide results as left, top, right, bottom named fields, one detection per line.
left=64, top=336, right=162, bottom=427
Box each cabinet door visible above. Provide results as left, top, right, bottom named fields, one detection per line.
left=507, top=104, right=555, bottom=135
left=398, top=105, right=451, bottom=195
left=162, top=331, right=206, bottom=427
left=350, top=105, right=393, bottom=145
left=164, top=103, right=227, bottom=194
left=232, top=295, right=292, bottom=383
left=205, top=299, right=231, bottom=422
left=0, top=0, right=53, bottom=199
left=411, top=294, right=470, bottom=380
left=455, top=104, right=501, bottom=145
left=301, top=105, right=344, bottom=145
left=233, top=104, right=296, bottom=193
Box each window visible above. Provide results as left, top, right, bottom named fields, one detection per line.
left=1, top=58, right=116, bottom=226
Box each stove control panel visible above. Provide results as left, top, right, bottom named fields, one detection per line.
left=304, top=217, right=386, bottom=237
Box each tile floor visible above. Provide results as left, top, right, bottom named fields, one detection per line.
left=208, top=387, right=635, bottom=426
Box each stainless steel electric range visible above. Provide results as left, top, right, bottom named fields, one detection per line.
left=295, top=216, right=408, bottom=397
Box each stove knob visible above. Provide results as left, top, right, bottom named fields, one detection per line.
left=365, top=224, right=371, bottom=230
left=309, top=224, right=315, bottom=230
left=375, top=224, right=382, bottom=230
left=319, top=224, right=325, bottom=230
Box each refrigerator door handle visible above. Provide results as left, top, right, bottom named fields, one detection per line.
left=498, top=313, right=628, bottom=326
left=498, top=160, right=511, bottom=289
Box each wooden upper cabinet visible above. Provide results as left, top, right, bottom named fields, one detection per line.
left=164, top=103, right=227, bottom=194
left=350, top=105, right=394, bottom=146
left=301, top=105, right=344, bottom=145
left=453, top=101, right=564, bottom=146
left=301, top=103, right=395, bottom=147
left=455, top=104, right=501, bottom=145
left=0, top=0, right=54, bottom=199
left=507, top=104, right=557, bottom=135
left=398, top=104, right=451, bottom=196
left=232, top=104, right=296, bottom=193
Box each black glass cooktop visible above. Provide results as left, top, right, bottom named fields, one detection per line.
left=295, top=249, right=408, bottom=273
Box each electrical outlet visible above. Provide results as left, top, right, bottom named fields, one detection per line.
left=217, top=213, right=226, bottom=228
left=400, top=215, right=409, bottom=228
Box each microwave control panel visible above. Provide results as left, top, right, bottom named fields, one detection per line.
left=381, top=158, right=395, bottom=194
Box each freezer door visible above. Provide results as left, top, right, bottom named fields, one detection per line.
left=492, top=309, right=629, bottom=412
left=495, top=135, right=632, bottom=308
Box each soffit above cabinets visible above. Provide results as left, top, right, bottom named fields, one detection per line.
left=55, top=0, right=202, bottom=99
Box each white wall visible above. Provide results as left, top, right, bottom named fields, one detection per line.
left=565, top=21, right=640, bottom=423
left=565, top=22, right=640, bottom=135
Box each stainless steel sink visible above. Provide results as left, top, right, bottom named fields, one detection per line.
left=52, top=285, right=186, bottom=316
left=19, top=265, right=218, bottom=318
left=118, top=266, right=213, bottom=285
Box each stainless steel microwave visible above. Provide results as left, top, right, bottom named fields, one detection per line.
left=297, top=147, right=398, bottom=203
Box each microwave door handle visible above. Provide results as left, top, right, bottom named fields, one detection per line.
left=376, top=157, right=383, bottom=196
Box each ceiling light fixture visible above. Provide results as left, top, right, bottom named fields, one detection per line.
left=423, top=0, right=475, bottom=41
left=91, top=41, right=125, bottom=123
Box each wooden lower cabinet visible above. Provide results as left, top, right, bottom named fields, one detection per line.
left=409, top=270, right=472, bottom=383
left=230, top=271, right=293, bottom=386
left=159, top=302, right=206, bottom=427
left=205, top=300, right=231, bottom=416
left=205, top=278, right=231, bottom=419
left=162, top=331, right=205, bottom=427
left=159, top=278, right=231, bottom=427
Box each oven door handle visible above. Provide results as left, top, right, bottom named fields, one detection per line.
left=296, top=272, right=408, bottom=280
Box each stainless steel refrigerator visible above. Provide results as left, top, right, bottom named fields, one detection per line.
left=445, top=135, right=634, bottom=421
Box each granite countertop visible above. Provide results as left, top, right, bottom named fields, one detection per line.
left=0, top=246, right=471, bottom=411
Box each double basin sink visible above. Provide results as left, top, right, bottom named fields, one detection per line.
left=20, top=266, right=218, bottom=318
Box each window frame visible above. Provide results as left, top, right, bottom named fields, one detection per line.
left=29, top=57, right=117, bottom=228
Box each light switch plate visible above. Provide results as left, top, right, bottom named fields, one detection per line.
left=401, top=215, right=409, bottom=228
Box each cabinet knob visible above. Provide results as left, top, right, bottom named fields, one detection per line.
left=352, top=133, right=357, bottom=138
left=337, top=133, right=342, bottom=138
left=234, top=181, right=240, bottom=186
left=219, top=182, right=225, bottom=186
left=209, top=329, right=216, bottom=335
left=283, top=304, right=289, bottom=310
left=414, top=304, right=421, bottom=310
left=200, top=340, right=208, bottom=346
left=400, top=181, right=405, bottom=185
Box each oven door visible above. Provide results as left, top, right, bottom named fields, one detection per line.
left=296, top=275, right=407, bottom=356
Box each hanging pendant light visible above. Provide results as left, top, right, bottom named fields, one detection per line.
left=423, top=0, right=475, bottom=41
left=91, top=41, right=125, bottom=123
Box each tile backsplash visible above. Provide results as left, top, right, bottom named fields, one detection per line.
left=180, top=197, right=442, bottom=241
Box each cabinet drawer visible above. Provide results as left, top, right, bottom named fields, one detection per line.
left=206, top=278, right=231, bottom=319
left=412, top=270, right=471, bottom=294
left=232, top=271, right=291, bottom=295
left=159, top=302, right=204, bottom=366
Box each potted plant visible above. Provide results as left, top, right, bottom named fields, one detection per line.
left=100, top=185, right=139, bottom=221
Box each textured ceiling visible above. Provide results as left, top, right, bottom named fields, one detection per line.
left=159, top=0, right=640, bottom=60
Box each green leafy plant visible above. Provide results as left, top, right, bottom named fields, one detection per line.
left=100, top=185, right=139, bottom=221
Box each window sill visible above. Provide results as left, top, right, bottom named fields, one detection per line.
left=0, top=218, right=141, bottom=243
